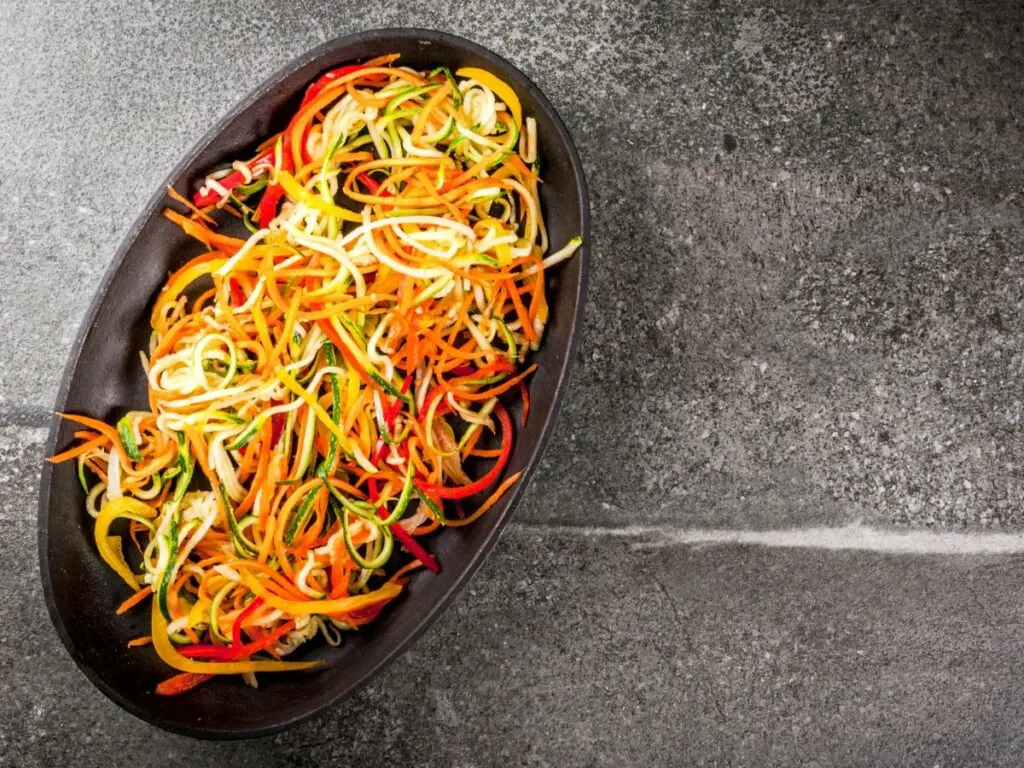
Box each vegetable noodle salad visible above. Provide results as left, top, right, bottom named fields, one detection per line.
left=51, top=55, right=582, bottom=696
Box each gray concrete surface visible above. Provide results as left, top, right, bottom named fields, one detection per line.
left=5, top=528, right=1024, bottom=767
left=3, top=1, right=1024, bottom=530
left=3, top=0, right=1024, bottom=765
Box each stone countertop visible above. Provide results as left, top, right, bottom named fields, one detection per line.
left=2, top=1, right=1024, bottom=765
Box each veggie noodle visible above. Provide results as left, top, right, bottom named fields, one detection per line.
left=52, top=56, right=582, bottom=696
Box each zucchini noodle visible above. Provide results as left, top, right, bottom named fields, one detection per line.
left=52, top=56, right=581, bottom=697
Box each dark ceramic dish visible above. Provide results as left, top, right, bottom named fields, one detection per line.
left=38, top=29, right=588, bottom=738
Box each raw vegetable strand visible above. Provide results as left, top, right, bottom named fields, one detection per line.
left=52, top=56, right=581, bottom=695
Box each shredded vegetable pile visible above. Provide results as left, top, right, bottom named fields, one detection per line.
left=51, top=55, right=581, bottom=696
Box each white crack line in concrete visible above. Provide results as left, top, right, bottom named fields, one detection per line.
left=512, top=522, right=1024, bottom=555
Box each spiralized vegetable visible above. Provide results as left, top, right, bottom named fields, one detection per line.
left=52, top=56, right=582, bottom=696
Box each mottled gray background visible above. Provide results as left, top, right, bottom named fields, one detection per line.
left=3, top=1, right=1024, bottom=766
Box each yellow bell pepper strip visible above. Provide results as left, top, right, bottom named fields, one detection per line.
left=276, top=170, right=364, bottom=223
left=95, top=497, right=158, bottom=590
left=275, top=366, right=359, bottom=461
left=240, top=574, right=402, bottom=616
left=151, top=600, right=320, bottom=674
left=455, top=67, right=522, bottom=128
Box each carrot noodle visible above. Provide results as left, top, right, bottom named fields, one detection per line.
left=52, top=57, right=581, bottom=693
left=116, top=586, right=153, bottom=615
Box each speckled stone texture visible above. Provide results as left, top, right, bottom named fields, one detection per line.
left=3, top=1, right=1023, bottom=530
left=3, top=0, right=1024, bottom=764
left=6, top=530, right=1024, bottom=766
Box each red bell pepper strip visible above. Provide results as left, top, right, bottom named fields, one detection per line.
left=419, top=386, right=450, bottom=424
left=177, top=617, right=294, bottom=661
left=347, top=600, right=387, bottom=623
left=300, top=64, right=366, bottom=109
left=381, top=511, right=439, bottom=573
left=228, top=278, right=246, bottom=307
left=231, top=596, right=265, bottom=648
left=358, top=171, right=395, bottom=213
left=192, top=65, right=369, bottom=210
left=367, top=374, right=440, bottom=573
left=257, top=138, right=295, bottom=227
left=294, top=65, right=369, bottom=166
left=358, top=172, right=381, bottom=193
left=257, top=183, right=286, bottom=227
left=193, top=148, right=275, bottom=207
left=417, top=403, right=513, bottom=500
left=312, top=325, right=439, bottom=573
left=359, top=170, right=398, bottom=214
left=270, top=410, right=286, bottom=448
